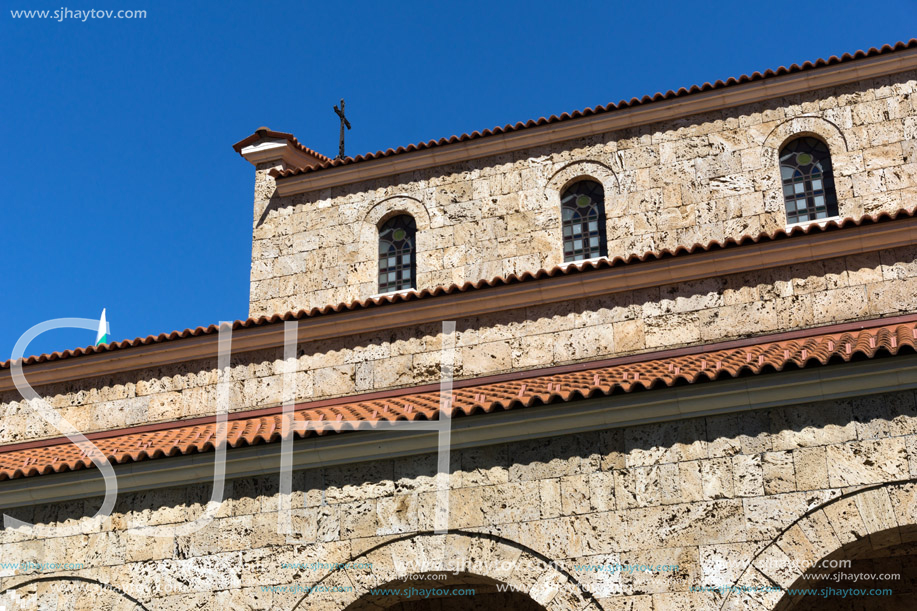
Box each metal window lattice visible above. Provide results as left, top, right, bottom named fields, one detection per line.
left=561, top=180, right=607, bottom=262
left=378, top=215, right=417, bottom=292
left=780, top=137, right=839, bottom=224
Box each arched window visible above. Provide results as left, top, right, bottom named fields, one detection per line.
left=378, top=215, right=416, bottom=293
left=780, top=137, right=839, bottom=224
left=561, top=180, right=606, bottom=262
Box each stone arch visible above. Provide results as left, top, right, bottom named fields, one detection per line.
left=545, top=160, right=620, bottom=196
left=760, top=115, right=858, bottom=222
left=289, top=530, right=605, bottom=611
left=544, top=161, right=620, bottom=265
left=360, top=194, right=434, bottom=265
left=763, top=115, right=849, bottom=155
left=720, top=480, right=917, bottom=611
left=0, top=575, right=150, bottom=610
left=363, top=195, right=432, bottom=231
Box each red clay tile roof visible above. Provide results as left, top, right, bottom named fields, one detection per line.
left=271, top=40, right=917, bottom=179
left=2, top=207, right=915, bottom=371
left=232, top=128, right=332, bottom=164
left=1, top=317, right=915, bottom=480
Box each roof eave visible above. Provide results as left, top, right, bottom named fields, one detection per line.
left=272, top=42, right=917, bottom=196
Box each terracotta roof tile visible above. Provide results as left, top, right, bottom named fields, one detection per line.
left=1, top=318, right=914, bottom=480
left=2, top=207, right=914, bottom=370
left=232, top=128, right=332, bottom=164
left=270, top=41, right=917, bottom=179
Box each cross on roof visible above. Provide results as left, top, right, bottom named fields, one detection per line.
left=333, top=98, right=351, bottom=160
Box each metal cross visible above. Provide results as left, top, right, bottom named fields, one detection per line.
left=333, top=98, right=351, bottom=160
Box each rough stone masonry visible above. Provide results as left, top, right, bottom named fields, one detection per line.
left=1, top=44, right=917, bottom=611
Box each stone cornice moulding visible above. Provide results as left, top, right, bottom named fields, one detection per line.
left=1, top=354, right=914, bottom=508
left=1, top=215, right=915, bottom=393
left=273, top=49, right=917, bottom=196
left=239, top=137, right=320, bottom=169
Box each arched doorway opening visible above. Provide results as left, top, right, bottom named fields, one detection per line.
left=777, top=535, right=917, bottom=611
left=0, top=576, right=148, bottom=610
left=343, top=571, right=547, bottom=611
left=289, top=531, right=603, bottom=611
left=721, top=482, right=917, bottom=611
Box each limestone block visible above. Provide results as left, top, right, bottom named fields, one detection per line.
left=323, top=461, right=395, bottom=504
left=852, top=487, right=902, bottom=550
left=339, top=500, right=379, bottom=539
left=821, top=496, right=869, bottom=552
left=507, top=436, right=600, bottom=481
left=372, top=354, right=413, bottom=388
left=867, top=275, right=917, bottom=314
left=864, top=142, right=904, bottom=170
left=887, top=483, right=917, bottom=543
left=459, top=445, right=509, bottom=487
left=460, top=341, right=512, bottom=376
left=625, top=419, right=708, bottom=468
left=732, top=454, right=765, bottom=498
left=539, top=479, right=563, bottom=519
left=909, top=435, right=917, bottom=479
left=707, top=411, right=772, bottom=458
left=589, top=471, right=616, bottom=513
left=644, top=312, right=701, bottom=348
left=596, top=594, right=655, bottom=611
left=552, top=324, right=615, bottom=363
left=482, top=482, right=541, bottom=525
left=792, top=447, right=829, bottom=491
left=702, top=458, right=735, bottom=500
left=599, top=428, right=627, bottom=471
left=313, top=364, right=356, bottom=398
left=751, top=543, right=802, bottom=591
left=568, top=553, right=623, bottom=597
left=679, top=461, right=705, bottom=503
left=375, top=494, right=419, bottom=535
left=826, top=438, right=910, bottom=486
left=625, top=500, right=745, bottom=549
left=726, top=566, right=784, bottom=611
left=769, top=402, right=856, bottom=452
left=879, top=244, right=917, bottom=279
left=188, top=515, right=255, bottom=556
left=698, top=541, right=759, bottom=588
left=574, top=512, right=627, bottom=556
left=811, top=285, right=869, bottom=323
left=651, top=590, right=721, bottom=611
left=621, top=545, right=699, bottom=595
left=560, top=475, right=592, bottom=515
left=762, top=452, right=796, bottom=494
left=743, top=493, right=807, bottom=541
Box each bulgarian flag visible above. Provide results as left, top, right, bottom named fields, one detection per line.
left=95, top=309, right=110, bottom=346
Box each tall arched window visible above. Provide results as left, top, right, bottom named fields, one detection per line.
left=780, top=137, right=839, bottom=224
left=378, top=215, right=416, bottom=293
left=561, top=180, right=606, bottom=262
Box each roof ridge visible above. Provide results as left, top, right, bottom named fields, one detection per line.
left=270, top=40, right=917, bottom=179
left=2, top=207, right=914, bottom=370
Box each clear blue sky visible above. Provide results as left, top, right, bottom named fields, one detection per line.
left=2, top=0, right=914, bottom=360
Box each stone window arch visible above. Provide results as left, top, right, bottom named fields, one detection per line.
left=378, top=214, right=417, bottom=292
left=779, top=136, right=839, bottom=224
left=560, top=179, right=607, bottom=261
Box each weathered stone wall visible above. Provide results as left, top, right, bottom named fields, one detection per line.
left=4, top=245, right=917, bottom=444
left=1, top=391, right=915, bottom=610
left=249, top=69, right=917, bottom=317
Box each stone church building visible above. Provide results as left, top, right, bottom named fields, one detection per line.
left=2, top=41, right=917, bottom=611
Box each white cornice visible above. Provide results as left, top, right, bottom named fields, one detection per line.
left=1, top=355, right=914, bottom=508
left=274, top=49, right=917, bottom=196
left=239, top=137, right=322, bottom=169
left=0, top=216, right=914, bottom=393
